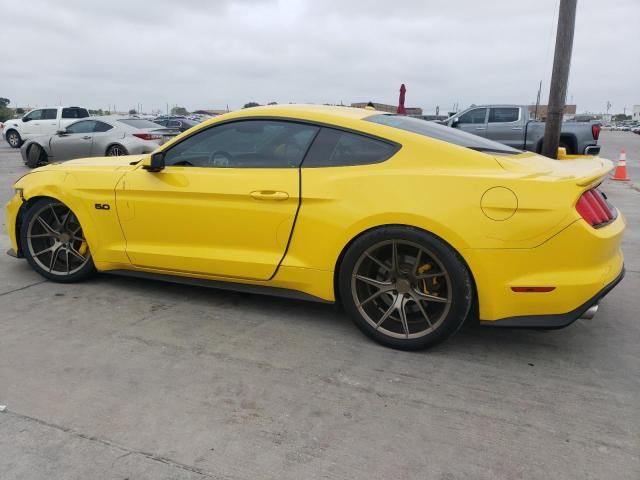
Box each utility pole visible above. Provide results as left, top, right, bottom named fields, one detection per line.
left=541, top=0, right=577, bottom=159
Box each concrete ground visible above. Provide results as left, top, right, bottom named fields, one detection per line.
left=0, top=132, right=639, bottom=479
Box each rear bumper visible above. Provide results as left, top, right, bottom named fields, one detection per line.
left=481, top=267, right=625, bottom=328
left=467, top=212, right=625, bottom=324
left=584, top=145, right=601, bottom=155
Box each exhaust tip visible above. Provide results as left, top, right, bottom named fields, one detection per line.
left=580, top=304, right=599, bottom=320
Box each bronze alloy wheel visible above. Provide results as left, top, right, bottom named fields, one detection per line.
left=350, top=239, right=452, bottom=339
left=339, top=226, right=472, bottom=349
left=25, top=202, right=91, bottom=277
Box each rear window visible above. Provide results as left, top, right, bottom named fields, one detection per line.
left=117, top=119, right=163, bottom=129
left=489, top=107, right=519, bottom=123
left=42, top=109, right=58, bottom=120
left=365, top=114, right=520, bottom=155
left=62, top=108, right=89, bottom=119
left=303, top=128, right=398, bottom=167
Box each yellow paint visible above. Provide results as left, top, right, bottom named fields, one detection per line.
left=5, top=105, right=624, bottom=322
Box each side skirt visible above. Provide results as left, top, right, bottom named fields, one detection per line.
left=105, top=269, right=333, bottom=304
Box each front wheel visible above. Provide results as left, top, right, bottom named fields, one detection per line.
left=6, top=130, right=22, bottom=148
left=338, top=226, right=473, bottom=350
left=20, top=198, right=96, bottom=282
left=25, top=144, right=48, bottom=168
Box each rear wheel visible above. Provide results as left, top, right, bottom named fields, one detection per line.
left=25, top=144, right=48, bottom=168
left=339, top=227, right=472, bottom=350
left=20, top=198, right=96, bottom=282
left=106, top=144, right=128, bottom=156
left=6, top=130, right=22, bottom=148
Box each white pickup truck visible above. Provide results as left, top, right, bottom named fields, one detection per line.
left=2, top=106, right=90, bottom=148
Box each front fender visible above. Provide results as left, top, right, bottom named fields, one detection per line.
left=12, top=170, right=129, bottom=265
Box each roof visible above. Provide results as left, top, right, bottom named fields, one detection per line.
left=223, top=104, right=380, bottom=122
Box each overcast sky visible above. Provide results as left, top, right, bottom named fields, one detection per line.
left=1, top=0, right=638, bottom=114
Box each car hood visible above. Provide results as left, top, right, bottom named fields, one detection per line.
left=494, top=151, right=614, bottom=187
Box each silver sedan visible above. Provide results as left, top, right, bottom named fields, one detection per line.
left=21, top=117, right=179, bottom=168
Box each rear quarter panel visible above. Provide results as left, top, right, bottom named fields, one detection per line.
left=285, top=139, right=582, bottom=276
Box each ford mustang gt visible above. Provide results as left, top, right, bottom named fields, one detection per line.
left=5, top=105, right=625, bottom=349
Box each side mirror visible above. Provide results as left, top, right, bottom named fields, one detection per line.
left=22, top=117, right=30, bottom=122
left=450, top=119, right=459, bottom=128
left=56, top=129, right=67, bottom=135
left=144, top=152, right=165, bottom=172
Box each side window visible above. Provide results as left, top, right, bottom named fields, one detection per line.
left=458, top=108, right=487, bottom=124
left=24, top=110, right=43, bottom=121
left=163, top=120, right=319, bottom=168
left=93, top=121, right=113, bottom=132
left=167, top=120, right=181, bottom=128
left=42, top=109, right=58, bottom=120
left=62, top=108, right=89, bottom=119
left=488, top=108, right=520, bottom=123
left=303, top=128, right=398, bottom=167
left=66, top=120, right=97, bottom=134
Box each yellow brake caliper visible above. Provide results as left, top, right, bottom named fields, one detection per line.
left=417, top=263, right=438, bottom=294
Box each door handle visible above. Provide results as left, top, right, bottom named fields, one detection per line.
left=250, top=190, right=289, bottom=201
left=475, top=127, right=486, bottom=130
left=82, top=136, right=91, bottom=140
left=511, top=127, right=523, bottom=130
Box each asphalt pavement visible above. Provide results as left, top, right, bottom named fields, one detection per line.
left=0, top=132, right=638, bottom=479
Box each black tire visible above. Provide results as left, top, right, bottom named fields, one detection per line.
left=338, top=226, right=472, bottom=350
left=106, top=144, right=128, bottom=156
left=6, top=130, right=22, bottom=148
left=25, top=144, right=48, bottom=168
left=20, top=198, right=96, bottom=283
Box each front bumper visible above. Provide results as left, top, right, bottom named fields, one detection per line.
left=5, top=192, right=22, bottom=257
left=481, top=267, right=625, bottom=328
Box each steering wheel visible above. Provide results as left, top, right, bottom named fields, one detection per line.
left=207, top=150, right=233, bottom=167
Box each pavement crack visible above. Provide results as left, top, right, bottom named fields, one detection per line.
left=0, top=280, right=47, bottom=297
left=3, top=409, right=226, bottom=479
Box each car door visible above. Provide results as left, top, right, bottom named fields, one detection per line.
left=21, top=109, right=44, bottom=136
left=39, top=108, right=59, bottom=135
left=49, top=120, right=97, bottom=161
left=453, top=107, right=488, bottom=137
left=89, top=120, right=116, bottom=156
left=115, top=119, right=319, bottom=280
left=485, top=107, right=522, bottom=148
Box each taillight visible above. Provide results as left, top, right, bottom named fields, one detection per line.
left=133, top=133, right=162, bottom=141
left=591, top=123, right=601, bottom=140
left=576, top=188, right=615, bottom=227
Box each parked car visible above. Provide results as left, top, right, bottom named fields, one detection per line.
left=20, top=117, right=179, bottom=168
left=6, top=105, right=625, bottom=350
left=153, top=116, right=199, bottom=132
left=2, top=106, right=90, bottom=148
left=442, top=105, right=601, bottom=155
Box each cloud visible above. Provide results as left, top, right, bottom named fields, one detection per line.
left=1, top=0, right=637, bottom=114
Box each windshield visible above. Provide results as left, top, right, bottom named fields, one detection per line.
left=117, top=119, right=164, bottom=129
left=365, top=114, right=520, bottom=155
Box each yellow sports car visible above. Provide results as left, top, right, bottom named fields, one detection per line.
left=5, top=105, right=625, bottom=349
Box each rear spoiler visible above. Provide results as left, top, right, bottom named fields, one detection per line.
left=555, top=147, right=614, bottom=186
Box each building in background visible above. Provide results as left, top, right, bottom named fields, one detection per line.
left=528, top=104, right=576, bottom=121
left=350, top=102, right=422, bottom=116
left=633, top=105, right=640, bottom=121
